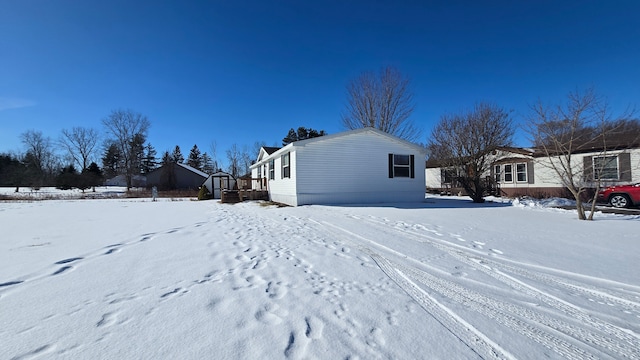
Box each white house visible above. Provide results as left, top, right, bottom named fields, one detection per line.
left=426, top=145, right=640, bottom=198
left=250, top=128, right=427, bottom=206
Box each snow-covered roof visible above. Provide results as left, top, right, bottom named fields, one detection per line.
left=175, top=162, right=209, bottom=178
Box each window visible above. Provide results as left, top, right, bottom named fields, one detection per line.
left=281, top=153, right=290, bottom=178
left=516, top=163, right=527, bottom=182
left=494, top=165, right=501, bottom=183
left=268, top=159, right=275, bottom=180
left=503, top=164, right=513, bottom=182
left=593, top=156, right=618, bottom=180
left=389, top=154, right=414, bottom=178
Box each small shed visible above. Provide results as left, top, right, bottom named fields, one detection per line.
left=202, top=171, right=237, bottom=199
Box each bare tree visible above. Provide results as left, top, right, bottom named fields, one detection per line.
left=20, top=130, right=58, bottom=187
left=209, top=141, right=220, bottom=173
left=59, top=127, right=99, bottom=170
left=429, top=102, right=514, bottom=203
left=526, top=88, right=637, bottom=220
left=342, top=66, right=421, bottom=142
left=101, top=109, right=150, bottom=189
left=226, top=143, right=241, bottom=177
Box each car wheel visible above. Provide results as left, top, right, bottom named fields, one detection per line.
left=609, top=194, right=630, bottom=208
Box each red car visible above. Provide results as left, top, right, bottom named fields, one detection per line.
left=597, top=183, right=640, bottom=208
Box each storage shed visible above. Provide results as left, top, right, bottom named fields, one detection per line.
left=202, top=171, right=237, bottom=199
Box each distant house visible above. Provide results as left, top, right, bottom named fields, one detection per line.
left=146, top=163, right=208, bottom=190
left=426, top=144, right=640, bottom=198
left=202, top=171, right=237, bottom=199
left=250, top=127, right=427, bottom=206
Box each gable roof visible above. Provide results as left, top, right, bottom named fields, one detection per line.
left=175, top=163, right=209, bottom=178
left=263, top=147, right=280, bottom=155
left=251, top=127, right=426, bottom=168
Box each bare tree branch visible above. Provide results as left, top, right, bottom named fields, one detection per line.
left=342, top=66, right=421, bottom=142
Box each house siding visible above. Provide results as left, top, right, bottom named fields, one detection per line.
left=293, top=131, right=426, bottom=206
left=267, top=149, right=298, bottom=205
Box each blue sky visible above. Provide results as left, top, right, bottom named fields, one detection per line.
left=1, top=0, right=639, bottom=165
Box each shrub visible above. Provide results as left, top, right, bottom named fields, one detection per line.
left=198, top=185, right=211, bottom=200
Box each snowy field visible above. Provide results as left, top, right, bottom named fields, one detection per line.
left=1, top=192, right=639, bottom=359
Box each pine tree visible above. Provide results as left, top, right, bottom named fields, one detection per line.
left=202, top=152, right=215, bottom=174
left=141, top=143, right=158, bottom=174
left=187, top=144, right=203, bottom=170
left=161, top=151, right=173, bottom=165
left=282, top=128, right=298, bottom=145
left=129, top=133, right=146, bottom=175
left=102, top=143, right=122, bottom=178
left=172, top=145, right=184, bottom=163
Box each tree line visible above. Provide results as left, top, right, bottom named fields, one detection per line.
left=0, top=109, right=329, bottom=192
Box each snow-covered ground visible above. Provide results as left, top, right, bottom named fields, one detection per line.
left=1, top=192, right=639, bottom=359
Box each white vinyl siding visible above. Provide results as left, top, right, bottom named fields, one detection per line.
left=294, top=131, right=425, bottom=206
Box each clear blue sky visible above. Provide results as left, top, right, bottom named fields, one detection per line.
left=1, top=0, right=639, bottom=166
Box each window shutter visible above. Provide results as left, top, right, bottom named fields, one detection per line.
left=410, top=155, right=415, bottom=178
left=583, top=156, right=593, bottom=181
left=619, top=152, right=632, bottom=181
left=527, top=161, right=535, bottom=184
left=388, top=154, right=394, bottom=178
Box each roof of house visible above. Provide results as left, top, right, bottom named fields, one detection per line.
left=175, top=163, right=209, bottom=178
left=263, top=147, right=280, bottom=155
left=251, top=127, right=427, bottom=168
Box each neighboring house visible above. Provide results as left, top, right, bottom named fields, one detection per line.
left=426, top=145, right=640, bottom=198
left=146, top=163, right=209, bottom=190
left=202, top=171, right=237, bottom=199
left=250, top=127, right=427, bottom=206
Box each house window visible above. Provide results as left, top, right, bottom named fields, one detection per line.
left=389, top=154, right=414, bottom=178
left=593, top=156, right=618, bottom=180
left=268, top=159, right=275, bottom=180
left=281, top=153, right=290, bottom=178
left=494, top=165, right=501, bottom=183
left=503, top=164, right=513, bottom=182
left=516, top=163, right=527, bottom=182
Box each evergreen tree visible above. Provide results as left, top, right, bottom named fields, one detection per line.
left=141, top=143, right=158, bottom=174
left=161, top=151, right=173, bottom=165
left=102, top=143, right=122, bottom=178
left=81, top=162, right=104, bottom=191
left=202, top=152, right=215, bottom=174
left=129, top=133, right=146, bottom=175
left=282, top=128, right=298, bottom=145
left=283, top=127, right=326, bottom=145
left=187, top=144, right=203, bottom=170
left=56, top=165, right=79, bottom=190
left=172, top=145, right=184, bottom=163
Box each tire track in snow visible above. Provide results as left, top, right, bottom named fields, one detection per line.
left=314, top=220, right=513, bottom=360
left=318, top=220, right=631, bottom=360
left=355, top=217, right=640, bottom=357
left=373, top=216, right=640, bottom=310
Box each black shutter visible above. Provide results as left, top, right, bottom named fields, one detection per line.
left=410, top=155, right=415, bottom=178
left=619, top=152, right=632, bottom=181
left=527, top=161, right=534, bottom=184
left=388, top=154, right=394, bottom=178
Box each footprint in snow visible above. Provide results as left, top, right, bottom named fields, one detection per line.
left=55, top=257, right=83, bottom=265
left=490, top=249, right=504, bottom=255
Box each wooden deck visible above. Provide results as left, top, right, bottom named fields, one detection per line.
left=221, top=189, right=269, bottom=203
